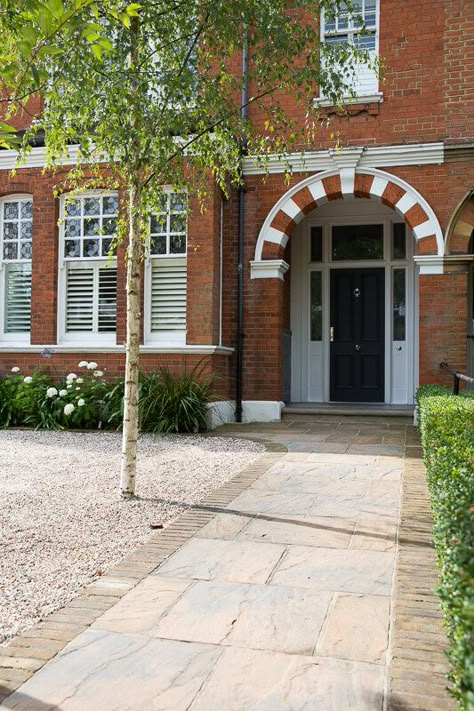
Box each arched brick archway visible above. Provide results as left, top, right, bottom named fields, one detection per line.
left=445, top=190, right=474, bottom=255
left=252, top=168, right=444, bottom=273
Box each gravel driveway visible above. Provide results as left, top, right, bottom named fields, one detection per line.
left=0, top=430, right=263, bottom=644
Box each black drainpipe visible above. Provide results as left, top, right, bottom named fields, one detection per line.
left=235, top=29, right=248, bottom=423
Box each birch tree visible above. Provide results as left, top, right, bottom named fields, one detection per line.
left=0, top=0, right=371, bottom=497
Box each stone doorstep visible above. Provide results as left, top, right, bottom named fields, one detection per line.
left=0, top=441, right=285, bottom=703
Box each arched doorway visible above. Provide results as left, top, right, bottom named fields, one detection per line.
left=251, top=167, right=445, bottom=407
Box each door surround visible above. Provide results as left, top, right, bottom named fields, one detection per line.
left=290, top=199, right=416, bottom=405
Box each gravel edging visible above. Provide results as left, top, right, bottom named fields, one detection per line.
left=0, top=435, right=286, bottom=704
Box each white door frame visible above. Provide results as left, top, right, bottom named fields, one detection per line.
left=290, top=204, right=417, bottom=404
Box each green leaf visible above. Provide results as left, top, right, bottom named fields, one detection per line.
left=126, top=3, right=141, bottom=16
left=38, top=44, right=64, bottom=58
left=31, top=64, right=41, bottom=88
left=0, top=121, right=17, bottom=133
left=17, top=40, right=33, bottom=58
left=90, top=43, right=103, bottom=61
left=37, top=7, right=54, bottom=34
left=47, top=0, right=64, bottom=20
left=120, top=12, right=131, bottom=28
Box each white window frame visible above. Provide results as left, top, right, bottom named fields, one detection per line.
left=57, top=190, right=118, bottom=345
left=144, top=189, right=187, bottom=346
left=0, top=194, right=33, bottom=344
left=319, top=0, right=381, bottom=101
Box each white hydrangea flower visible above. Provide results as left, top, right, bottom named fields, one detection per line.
left=67, top=384, right=73, bottom=389
left=77, top=398, right=85, bottom=407
left=23, top=376, right=33, bottom=384
left=93, top=370, right=104, bottom=378
left=46, top=387, right=58, bottom=398
left=87, top=361, right=98, bottom=370
left=66, top=373, right=77, bottom=381
left=76, top=387, right=81, bottom=391
left=11, top=367, right=20, bottom=373
left=64, top=403, right=75, bottom=416
left=76, top=377, right=84, bottom=384
left=78, top=361, right=89, bottom=368
left=59, top=389, right=68, bottom=397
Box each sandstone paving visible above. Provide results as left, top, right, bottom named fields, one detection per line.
left=2, top=630, right=222, bottom=711
left=237, top=515, right=356, bottom=549
left=155, top=537, right=286, bottom=584
left=153, top=579, right=332, bottom=655
left=187, top=647, right=386, bottom=711
left=269, top=545, right=395, bottom=595
left=317, top=593, right=391, bottom=664
left=1, top=418, right=454, bottom=710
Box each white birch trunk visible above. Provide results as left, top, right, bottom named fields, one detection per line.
left=120, top=181, right=142, bottom=498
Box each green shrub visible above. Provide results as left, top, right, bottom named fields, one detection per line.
left=139, top=363, right=213, bottom=433
left=417, top=387, right=474, bottom=709
left=0, top=361, right=213, bottom=433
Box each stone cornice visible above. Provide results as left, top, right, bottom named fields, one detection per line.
left=242, top=142, right=445, bottom=176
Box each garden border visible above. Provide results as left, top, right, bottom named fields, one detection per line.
left=0, top=435, right=286, bottom=704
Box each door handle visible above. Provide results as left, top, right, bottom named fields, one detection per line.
left=330, top=326, right=334, bottom=342
left=355, top=344, right=360, bottom=351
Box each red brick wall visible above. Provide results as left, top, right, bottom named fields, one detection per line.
left=0, top=352, right=232, bottom=398
left=247, top=1, right=473, bottom=150
left=419, top=271, right=469, bottom=385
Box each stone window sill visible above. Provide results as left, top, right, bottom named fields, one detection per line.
left=313, top=93, right=383, bottom=116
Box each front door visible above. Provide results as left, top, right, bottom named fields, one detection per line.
left=330, top=268, right=385, bottom=402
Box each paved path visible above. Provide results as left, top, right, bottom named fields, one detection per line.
left=0, top=418, right=454, bottom=710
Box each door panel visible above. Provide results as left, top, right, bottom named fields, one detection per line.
left=330, top=268, right=385, bottom=402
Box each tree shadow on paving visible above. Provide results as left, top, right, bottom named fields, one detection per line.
left=0, top=686, right=62, bottom=711
left=136, top=495, right=432, bottom=548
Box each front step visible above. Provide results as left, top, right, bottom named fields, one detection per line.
left=282, top=403, right=414, bottom=421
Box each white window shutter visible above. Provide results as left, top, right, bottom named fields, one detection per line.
left=98, top=267, right=117, bottom=332
left=5, top=264, right=31, bottom=333
left=150, top=258, right=187, bottom=333
left=66, top=266, right=94, bottom=332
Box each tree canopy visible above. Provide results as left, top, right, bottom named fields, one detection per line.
left=0, top=0, right=372, bottom=196
left=0, top=0, right=374, bottom=495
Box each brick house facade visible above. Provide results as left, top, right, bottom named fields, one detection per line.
left=0, top=1, right=473, bottom=423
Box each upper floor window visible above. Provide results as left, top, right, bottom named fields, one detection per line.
left=145, top=191, right=187, bottom=345
left=59, top=193, right=118, bottom=343
left=0, top=196, right=33, bottom=340
left=321, top=0, right=379, bottom=98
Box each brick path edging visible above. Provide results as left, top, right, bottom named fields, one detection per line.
left=387, top=455, right=456, bottom=711
left=0, top=437, right=286, bottom=704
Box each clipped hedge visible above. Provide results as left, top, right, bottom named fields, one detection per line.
left=417, top=385, right=474, bottom=709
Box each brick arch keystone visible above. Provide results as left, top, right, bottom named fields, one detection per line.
left=254, top=168, right=444, bottom=265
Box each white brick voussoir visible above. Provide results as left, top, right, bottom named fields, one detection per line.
left=395, top=192, right=418, bottom=216
left=413, top=220, right=438, bottom=240
left=266, top=226, right=288, bottom=246
left=281, top=198, right=304, bottom=224
left=369, top=176, right=389, bottom=199
left=308, top=180, right=328, bottom=205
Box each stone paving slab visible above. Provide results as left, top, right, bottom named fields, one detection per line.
left=152, top=579, right=332, bottom=655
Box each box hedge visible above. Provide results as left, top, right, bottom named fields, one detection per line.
left=417, top=385, right=474, bottom=709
